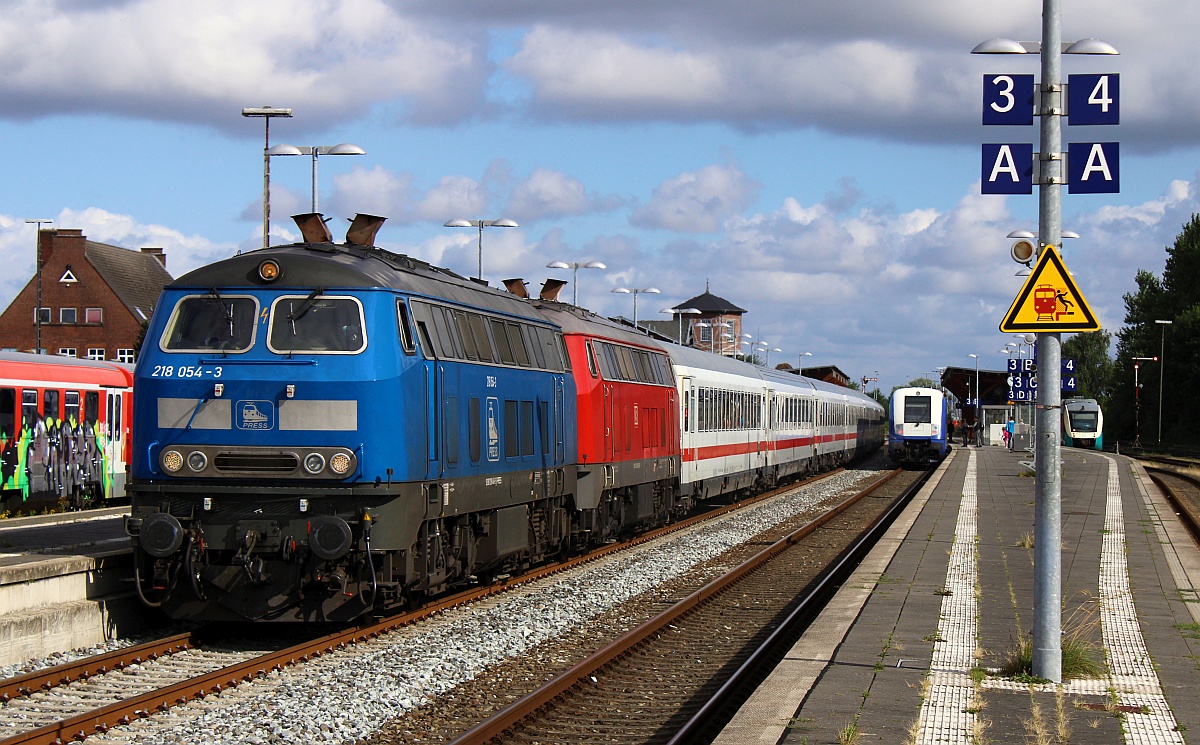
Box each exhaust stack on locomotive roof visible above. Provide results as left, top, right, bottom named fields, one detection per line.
left=503, top=278, right=529, bottom=298
left=293, top=213, right=333, bottom=244
left=539, top=279, right=567, bottom=302
left=345, top=214, right=386, bottom=246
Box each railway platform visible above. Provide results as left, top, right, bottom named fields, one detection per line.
left=715, top=444, right=1200, bottom=744
left=0, top=508, right=142, bottom=666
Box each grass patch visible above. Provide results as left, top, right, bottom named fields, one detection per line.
left=1175, top=622, right=1200, bottom=639
left=1015, top=531, right=1035, bottom=549
left=1000, top=599, right=1105, bottom=680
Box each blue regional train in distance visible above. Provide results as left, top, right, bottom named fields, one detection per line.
left=1062, top=397, right=1103, bottom=450
left=887, top=387, right=949, bottom=467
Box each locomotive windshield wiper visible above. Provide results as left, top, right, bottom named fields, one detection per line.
left=209, top=287, right=235, bottom=337
left=287, top=287, right=326, bottom=337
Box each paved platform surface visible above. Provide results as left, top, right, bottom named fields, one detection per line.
left=715, top=445, right=1200, bottom=745
left=0, top=507, right=129, bottom=576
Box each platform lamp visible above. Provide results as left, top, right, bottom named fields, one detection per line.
left=662, top=307, right=700, bottom=345
left=547, top=260, right=606, bottom=307
left=444, top=218, right=519, bottom=281
left=266, top=143, right=365, bottom=213
left=797, top=351, right=812, bottom=373
left=1155, top=319, right=1172, bottom=444
left=25, top=218, right=52, bottom=354
left=242, top=106, right=293, bottom=248
left=611, top=287, right=659, bottom=330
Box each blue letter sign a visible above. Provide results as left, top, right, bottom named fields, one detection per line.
left=981, top=143, right=1033, bottom=194
left=983, top=74, right=1035, bottom=125
left=1068, top=74, right=1119, bottom=126
left=1068, top=142, right=1119, bottom=194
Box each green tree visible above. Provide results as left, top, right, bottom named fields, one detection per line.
left=1061, top=329, right=1114, bottom=406
left=1112, top=214, right=1200, bottom=447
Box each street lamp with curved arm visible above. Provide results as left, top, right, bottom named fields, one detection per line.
left=547, top=260, right=606, bottom=306
left=661, top=307, right=700, bottom=345
left=445, top=218, right=519, bottom=281
left=267, top=143, right=366, bottom=213
left=610, top=287, right=659, bottom=330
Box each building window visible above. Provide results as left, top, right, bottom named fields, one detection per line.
left=58, top=348, right=77, bottom=357
left=85, top=308, right=103, bottom=324
left=34, top=307, right=50, bottom=324
left=116, top=348, right=136, bottom=364
left=87, top=348, right=105, bottom=360
left=60, top=308, right=77, bottom=324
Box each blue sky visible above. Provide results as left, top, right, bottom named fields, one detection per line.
left=1, top=0, right=1198, bottom=391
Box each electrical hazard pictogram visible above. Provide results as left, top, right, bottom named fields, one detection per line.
left=1000, top=244, right=1099, bottom=332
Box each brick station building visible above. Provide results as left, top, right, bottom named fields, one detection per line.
left=0, top=228, right=174, bottom=363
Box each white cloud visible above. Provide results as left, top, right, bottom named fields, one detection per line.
left=0, top=0, right=490, bottom=128
left=631, top=163, right=760, bottom=232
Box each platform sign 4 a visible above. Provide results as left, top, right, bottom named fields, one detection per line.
left=1000, top=244, right=1100, bottom=333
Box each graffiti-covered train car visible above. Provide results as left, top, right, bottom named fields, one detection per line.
left=0, top=351, right=134, bottom=513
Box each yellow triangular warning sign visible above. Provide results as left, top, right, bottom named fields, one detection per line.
left=1000, top=245, right=1099, bottom=332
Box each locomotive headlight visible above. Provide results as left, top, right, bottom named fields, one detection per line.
left=187, top=451, right=208, bottom=472
left=258, top=259, right=281, bottom=282
left=303, top=452, right=326, bottom=475
left=329, top=452, right=352, bottom=475
left=162, top=449, right=184, bottom=473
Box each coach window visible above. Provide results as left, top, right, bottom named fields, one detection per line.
left=85, top=392, right=99, bottom=427
left=163, top=294, right=258, bottom=352
left=429, top=307, right=460, bottom=358
left=268, top=296, right=365, bottom=354
left=467, top=314, right=495, bottom=363
left=490, top=319, right=515, bottom=365
left=506, top=323, right=531, bottom=367
left=0, top=389, right=14, bottom=440
left=585, top=342, right=598, bottom=378
left=528, top=327, right=547, bottom=369
left=43, top=390, right=60, bottom=420
left=21, top=390, right=37, bottom=427
left=396, top=301, right=415, bottom=355
left=555, top=333, right=572, bottom=372
left=65, top=392, right=80, bottom=424
left=453, top=311, right=478, bottom=360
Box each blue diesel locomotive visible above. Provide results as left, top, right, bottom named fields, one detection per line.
left=127, top=215, right=577, bottom=622
left=887, top=387, right=949, bottom=466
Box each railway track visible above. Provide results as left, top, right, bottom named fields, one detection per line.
left=376, top=465, right=928, bottom=745
left=1143, top=466, right=1200, bottom=546
left=0, top=465, right=888, bottom=745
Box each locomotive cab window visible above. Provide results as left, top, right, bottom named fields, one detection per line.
left=161, top=294, right=259, bottom=353
left=268, top=295, right=366, bottom=354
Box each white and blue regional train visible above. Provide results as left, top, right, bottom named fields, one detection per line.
left=887, top=387, right=949, bottom=466
left=1062, top=397, right=1103, bottom=450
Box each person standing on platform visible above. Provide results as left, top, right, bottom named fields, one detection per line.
left=1004, top=417, right=1014, bottom=450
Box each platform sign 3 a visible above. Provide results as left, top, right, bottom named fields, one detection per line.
left=1000, top=244, right=1100, bottom=333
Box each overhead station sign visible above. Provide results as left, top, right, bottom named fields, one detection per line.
left=1000, top=245, right=1099, bottom=333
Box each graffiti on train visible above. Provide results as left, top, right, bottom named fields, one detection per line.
left=1, top=416, right=114, bottom=505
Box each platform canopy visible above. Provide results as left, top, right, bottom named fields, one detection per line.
left=939, top=365, right=1010, bottom=425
